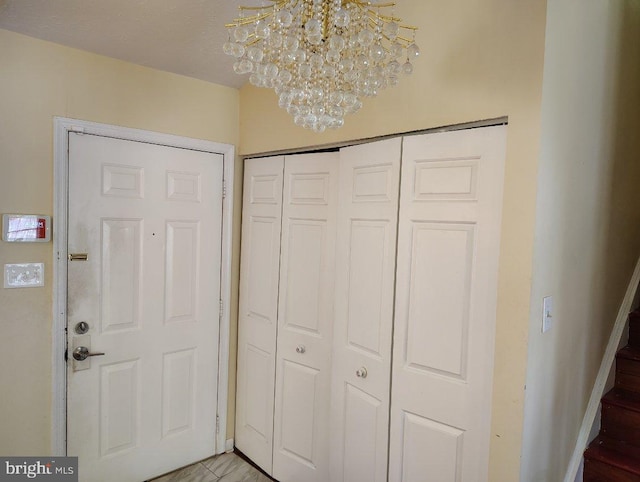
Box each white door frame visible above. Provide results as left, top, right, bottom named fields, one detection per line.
left=52, top=117, right=234, bottom=456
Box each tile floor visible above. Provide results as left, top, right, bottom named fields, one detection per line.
left=149, top=452, right=273, bottom=482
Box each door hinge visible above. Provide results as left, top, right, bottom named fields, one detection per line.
left=216, top=415, right=220, bottom=434
left=219, top=299, right=224, bottom=320
left=222, top=180, right=227, bottom=199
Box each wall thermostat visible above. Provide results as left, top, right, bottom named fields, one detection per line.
left=2, top=214, right=51, bottom=242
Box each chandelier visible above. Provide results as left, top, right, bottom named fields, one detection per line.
left=223, top=0, right=420, bottom=132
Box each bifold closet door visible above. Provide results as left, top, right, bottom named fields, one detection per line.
left=389, top=126, right=507, bottom=481
left=330, top=138, right=402, bottom=482
left=272, top=152, right=339, bottom=482
left=235, top=156, right=284, bottom=474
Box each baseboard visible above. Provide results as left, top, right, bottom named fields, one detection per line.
left=225, top=438, right=234, bottom=453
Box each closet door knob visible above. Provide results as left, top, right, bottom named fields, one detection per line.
left=356, top=367, right=368, bottom=378
left=296, top=345, right=306, bottom=354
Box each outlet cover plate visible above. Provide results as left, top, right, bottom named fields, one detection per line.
left=4, top=263, right=45, bottom=288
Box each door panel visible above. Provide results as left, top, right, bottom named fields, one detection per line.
left=99, top=359, right=139, bottom=456
left=165, top=221, right=200, bottom=323
left=67, top=133, right=223, bottom=482
left=343, top=383, right=382, bottom=482
left=406, top=223, right=474, bottom=377
left=279, top=360, right=320, bottom=463
left=400, top=412, right=464, bottom=481
left=100, top=218, right=142, bottom=332
left=273, top=152, right=339, bottom=482
left=235, top=156, right=285, bottom=474
left=389, top=126, right=507, bottom=482
left=162, top=348, right=196, bottom=437
left=283, top=220, right=325, bottom=334
left=346, top=220, right=389, bottom=356
left=330, top=138, right=402, bottom=482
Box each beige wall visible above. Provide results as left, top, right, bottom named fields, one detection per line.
left=521, top=1, right=640, bottom=480
left=239, top=1, right=547, bottom=479
left=4, top=0, right=634, bottom=477
left=0, top=29, right=240, bottom=455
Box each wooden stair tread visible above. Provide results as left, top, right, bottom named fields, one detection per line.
left=603, top=388, right=640, bottom=413
left=585, top=436, right=640, bottom=475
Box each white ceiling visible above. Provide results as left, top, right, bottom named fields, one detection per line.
left=0, top=0, right=249, bottom=88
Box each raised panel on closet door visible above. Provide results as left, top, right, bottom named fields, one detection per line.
left=330, top=138, right=402, bottom=482
left=235, top=156, right=284, bottom=475
left=273, top=152, right=339, bottom=482
left=389, top=126, right=507, bottom=482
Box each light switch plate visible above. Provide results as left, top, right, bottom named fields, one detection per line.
left=542, top=296, right=553, bottom=333
left=4, top=263, right=45, bottom=288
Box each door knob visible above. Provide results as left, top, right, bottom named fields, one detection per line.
left=356, top=367, right=368, bottom=378
left=72, top=346, right=105, bottom=361
left=296, top=345, right=306, bottom=354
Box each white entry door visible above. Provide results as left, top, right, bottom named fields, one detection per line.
left=389, top=126, right=506, bottom=481
left=330, top=138, right=402, bottom=482
left=66, top=133, right=224, bottom=482
left=272, top=152, right=339, bottom=482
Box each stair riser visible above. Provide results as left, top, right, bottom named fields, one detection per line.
left=584, top=458, right=640, bottom=482
left=616, top=372, right=640, bottom=393
left=630, top=313, right=640, bottom=349
left=602, top=403, right=640, bottom=446
left=618, top=357, right=640, bottom=377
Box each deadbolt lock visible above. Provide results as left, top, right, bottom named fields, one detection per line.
left=74, top=321, right=89, bottom=335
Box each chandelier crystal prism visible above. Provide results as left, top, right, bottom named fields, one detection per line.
left=223, top=0, right=420, bottom=132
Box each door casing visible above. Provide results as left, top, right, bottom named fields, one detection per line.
left=52, top=117, right=235, bottom=456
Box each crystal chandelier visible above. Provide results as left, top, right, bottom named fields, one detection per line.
left=223, top=0, right=420, bottom=132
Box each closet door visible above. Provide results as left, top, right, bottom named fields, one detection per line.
left=235, top=156, right=284, bottom=474
left=330, top=138, right=402, bottom=482
left=272, top=152, right=339, bottom=482
left=389, top=126, right=506, bottom=481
